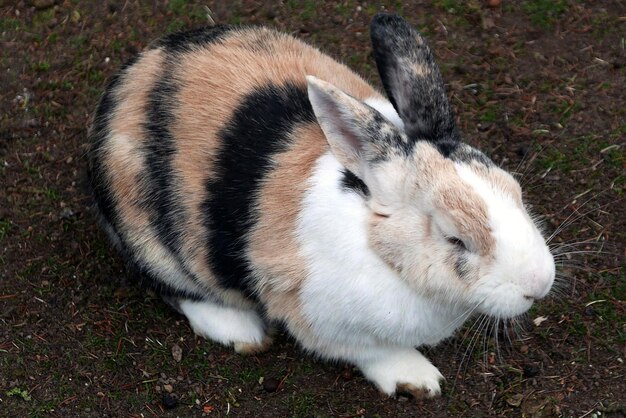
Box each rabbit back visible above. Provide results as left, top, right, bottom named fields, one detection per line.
left=88, top=25, right=382, bottom=305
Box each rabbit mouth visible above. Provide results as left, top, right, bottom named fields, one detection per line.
left=475, top=283, right=537, bottom=319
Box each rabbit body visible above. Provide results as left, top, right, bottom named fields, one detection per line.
left=88, top=14, right=555, bottom=397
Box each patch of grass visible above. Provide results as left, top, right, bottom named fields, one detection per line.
left=43, top=187, right=60, bottom=201
left=590, top=12, right=616, bottom=40
left=0, top=18, right=20, bottom=31
left=6, top=387, right=32, bottom=401
left=32, top=8, right=56, bottom=29
left=300, top=1, right=317, bottom=20
left=238, top=367, right=264, bottom=384
left=71, top=35, right=88, bottom=49
left=537, top=147, right=570, bottom=171
left=166, top=19, right=186, bottom=33
left=110, top=38, right=126, bottom=53
left=479, top=106, right=499, bottom=123
left=167, top=0, right=206, bottom=22
left=335, top=1, right=355, bottom=18
left=550, top=99, right=578, bottom=123
left=536, top=134, right=612, bottom=172
left=522, top=0, right=568, bottom=28
left=167, top=0, right=190, bottom=15
left=435, top=0, right=468, bottom=14
left=33, top=61, right=51, bottom=73
left=287, top=392, right=317, bottom=416
left=433, top=0, right=481, bottom=26
left=87, top=68, right=104, bottom=84
left=0, top=220, right=11, bottom=242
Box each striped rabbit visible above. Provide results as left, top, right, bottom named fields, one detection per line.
left=87, top=13, right=554, bottom=398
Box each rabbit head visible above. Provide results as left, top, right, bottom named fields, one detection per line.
left=306, top=13, right=555, bottom=319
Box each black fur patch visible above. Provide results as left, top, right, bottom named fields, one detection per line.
left=454, top=253, right=473, bottom=280
left=139, top=64, right=211, bottom=295
left=365, top=111, right=415, bottom=163
left=446, top=142, right=494, bottom=166
left=433, top=138, right=459, bottom=158
left=141, top=65, right=185, bottom=258
left=340, top=169, right=370, bottom=198
left=370, top=14, right=461, bottom=152
left=88, top=54, right=140, bottom=235
left=203, top=82, right=315, bottom=294
left=152, top=25, right=234, bottom=53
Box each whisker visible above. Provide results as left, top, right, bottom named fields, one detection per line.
left=457, top=314, right=489, bottom=376
left=553, top=250, right=612, bottom=257
left=441, top=300, right=485, bottom=336
left=549, top=239, right=606, bottom=251
left=547, top=196, right=620, bottom=244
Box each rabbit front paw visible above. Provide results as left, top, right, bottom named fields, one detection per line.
left=358, top=348, right=444, bottom=398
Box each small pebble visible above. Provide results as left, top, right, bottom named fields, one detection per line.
left=163, top=384, right=173, bottom=393
left=523, top=364, right=540, bottom=378
left=516, top=145, right=531, bottom=158
left=59, top=208, right=75, bottom=220
left=171, top=343, right=182, bottom=363
left=262, top=377, right=280, bottom=393
left=162, top=393, right=178, bottom=409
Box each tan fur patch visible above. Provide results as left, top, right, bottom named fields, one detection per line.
left=248, top=123, right=328, bottom=334
left=436, top=184, right=493, bottom=254
left=104, top=49, right=164, bottom=241
left=369, top=143, right=495, bottom=261
left=463, top=161, right=523, bottom=207
left=411, top=62, right=430, bottom=77
left=412, top=144, right=495, bottom=255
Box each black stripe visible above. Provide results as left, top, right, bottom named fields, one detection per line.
left=340, top=169, right=370, bottom=198
left=434, top=138, right=459, bottom=158
left=152, top=25, right=234, bottom=53
left=203, top=82, right=315, bottom=295
left=141, top=65, right=183, bottom=258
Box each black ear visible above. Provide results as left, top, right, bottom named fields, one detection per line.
left=370, top=13, right=459, bottom=145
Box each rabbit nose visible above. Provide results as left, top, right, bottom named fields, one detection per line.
left=523, top=270, right=554, bottom=300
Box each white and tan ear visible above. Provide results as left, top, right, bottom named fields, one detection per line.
left=306, top=75, right=406, bottom=178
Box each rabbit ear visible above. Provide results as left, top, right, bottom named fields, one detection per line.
left=370, top=13, right=459, bottom=145
left=306, top=75, right=408, bottom=177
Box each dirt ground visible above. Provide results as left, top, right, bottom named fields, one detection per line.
left=1, top=1, right=624, bottom=417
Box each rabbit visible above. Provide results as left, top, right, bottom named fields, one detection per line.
left=87, top=13, right=555, bottom=398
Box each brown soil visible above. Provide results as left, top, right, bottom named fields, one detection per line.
left=1, top=1, right=624, bottom=417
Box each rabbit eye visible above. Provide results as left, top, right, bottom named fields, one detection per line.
left=446, top=236, right=467, bottom=251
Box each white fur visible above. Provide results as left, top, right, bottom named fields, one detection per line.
left=179, top=299, right=266, bottom=346
left=364, top=97, right=405, bottom=130
left=356, top=348, right=444, bottom=396
left=455, top=164, right=555, bottom=317
left=298, top=152, right=465, bottom=348
left=295, top=151, right=459, bottom=392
